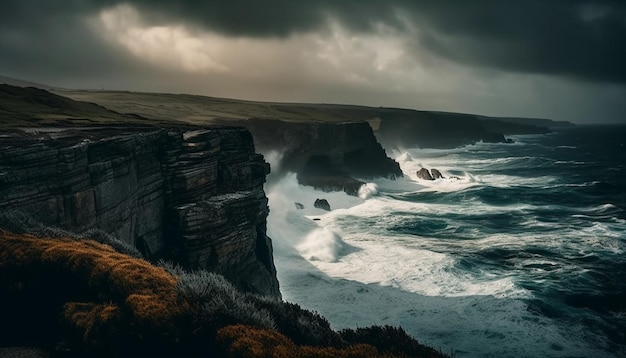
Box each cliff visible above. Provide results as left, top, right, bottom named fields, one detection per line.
left=491, top=116, right=575, bottom=129
left=377, top=109, right=573, bottom=149
left=56, top=90, right=404, bottom=194
left=378, top=109, right=507, bottom=149
left=0, top=126, right=280, bottom=297
left=214, top=118, right=402, bottom=195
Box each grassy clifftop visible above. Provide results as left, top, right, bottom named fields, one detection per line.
left=0, top=227, right=450, bottom=357
left=0, top=84, right=179, bottom=128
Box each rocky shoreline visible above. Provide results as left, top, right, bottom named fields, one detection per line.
left=0, top=125, right=280, bottom=297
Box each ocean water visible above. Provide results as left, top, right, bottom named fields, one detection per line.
left=265, top=125, right=626, bottom=358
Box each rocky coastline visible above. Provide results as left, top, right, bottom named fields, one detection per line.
left=209, top=118, right=403, bottom=195
left=0, top=126, right=280, bottom=297
left=0, top=83, right=572, bottom=357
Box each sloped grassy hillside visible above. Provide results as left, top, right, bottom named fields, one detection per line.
left=0, top=219, right=449, bottom=357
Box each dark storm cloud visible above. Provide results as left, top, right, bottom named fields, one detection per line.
left=0, top=1, right=162, bottom=82
left=1, top=0, right=625, bottom=83
left=407, top=1, right=626, bottom=84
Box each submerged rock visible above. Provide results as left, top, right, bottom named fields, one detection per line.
left=294, top=202, right=305, bottom=210
left=314, top=199, right=331, bottom=211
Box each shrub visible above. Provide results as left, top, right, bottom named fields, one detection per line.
left=80, top=228, right=143, bottom=258
left=0, top=211, right=143, bottom=258
left=247, top=295, right=342, bottom=347
left=0, top=210, right=46, bottom=234
left=0, top=230, right=183, bottom=356
left=176, top=269, right=274, bottom=331
left=340, top=325, right=450, bottom=358
left=217, top=324, right=381, bottom=358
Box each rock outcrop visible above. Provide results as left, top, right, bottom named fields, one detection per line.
left=416, top=168, right=434, bottom=181
left=214, top=119, right=402, bottom=195
left=417, top=168, right=445, bottom=181
left=314, top=199, right=331, bottom=211
left=431, top=169, right=444, bottom=179
left=0, top=127, right=280, bottom=297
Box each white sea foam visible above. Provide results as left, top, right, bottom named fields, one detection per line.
left=389, top=149, right=559, bottom=191
left=267, top=174, right=529, bottom=299
left=266, top=177, right=606, bottom=357
left=357, top=182, right=378, bottom=199
left=296, top=227, right=350, bottom=263
left=303, top=233, right=526, bottom=298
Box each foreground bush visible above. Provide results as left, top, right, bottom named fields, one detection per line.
left=217, top=324, right=381, bottom=358
left=0, top=230, right=184, bottom=356
left=341, top=326, right=449, bottom=358
left=0, top=227, right=450, bottom=357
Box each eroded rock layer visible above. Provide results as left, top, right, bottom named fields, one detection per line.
left=216, top=119, right=402, bottom=194
left=0, top=127, right=280, bottom=297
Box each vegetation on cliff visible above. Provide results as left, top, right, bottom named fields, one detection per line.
left=0, top=218, right=450, bottom=357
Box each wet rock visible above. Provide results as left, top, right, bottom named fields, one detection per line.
left=314, top=199, right=331, bottom=211
left=431, top=168, right=444, bottom=179
left=416, top=168, right=434, bottom=180
left=295, top=202, right=305, bottom=210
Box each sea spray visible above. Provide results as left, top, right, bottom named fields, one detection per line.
left=296, top=227, right=349, bottom=263
left=358, top=183, right=378, bottom=199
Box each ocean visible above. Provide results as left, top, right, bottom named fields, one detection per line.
left=265, top=125, right=626, bottom=358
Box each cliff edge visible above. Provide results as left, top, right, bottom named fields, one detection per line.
left=218, top=118, right=403, bottom=195
left=0, top=126, right=280, bottom=297
left=56, top=90, right=404, bottom=195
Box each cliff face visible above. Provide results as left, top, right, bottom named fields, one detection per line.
left=377, top=110, right=565, bottom=149
left=0, top=127, right=280, bottom=297
left=217, top=119, right=402, bottom=194
left=378, top=110, right=506, bottom=149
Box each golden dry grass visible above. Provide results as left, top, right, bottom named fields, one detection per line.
left=0, top=230, right=183, bottom=347
left=217, top=324, right=420, bottom=358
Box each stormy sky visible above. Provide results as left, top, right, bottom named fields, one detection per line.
left=1, top=1, right=625, bottom=123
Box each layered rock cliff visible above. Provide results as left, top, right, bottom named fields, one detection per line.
left=47, top=89, right=403, bottom=195
left=213, top=118, right=403, bottom=195
left=0, top=126, right=280, bottom=297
